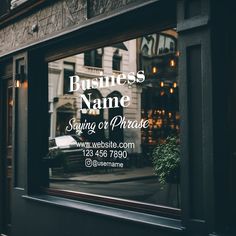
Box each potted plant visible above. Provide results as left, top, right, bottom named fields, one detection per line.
left=152, top=135, right=181, bottom=207
left=152, top=136, right=180, bottom=185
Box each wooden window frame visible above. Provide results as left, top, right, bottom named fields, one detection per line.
left=23, top=0, right=180, bottom=219
left=43, top=32, right=181, bottom=219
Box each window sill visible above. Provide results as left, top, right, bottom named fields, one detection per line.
left=45, top=187, right=181, bottom=218
left=22, top=194, right=183, bottom=232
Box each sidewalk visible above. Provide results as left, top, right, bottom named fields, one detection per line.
left=51, top=166, right=156, bottom=183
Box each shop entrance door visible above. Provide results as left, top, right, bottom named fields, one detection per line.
left=0, top=71, right=13, bottom=236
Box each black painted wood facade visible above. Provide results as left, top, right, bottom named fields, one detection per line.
left=0, top=0, right=235, bottom=236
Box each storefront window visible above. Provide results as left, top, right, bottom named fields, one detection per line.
left=47, top=29, right=180, bottom=210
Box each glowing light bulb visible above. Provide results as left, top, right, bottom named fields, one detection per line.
left=152, top=66, right=158, bottom=74
left=170, top=59, right=176, bottom=67
left=16, top=80, right=21, bottom=88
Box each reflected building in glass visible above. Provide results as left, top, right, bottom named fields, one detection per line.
left=48, top=29, right=179, bottom=159
left=47, top=29, right=180, bottom=208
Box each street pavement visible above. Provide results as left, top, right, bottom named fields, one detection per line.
left=50, top=166, right=180, bottom=208
left=50, top=166, right=155, bottom=183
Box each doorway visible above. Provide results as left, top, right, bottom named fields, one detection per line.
left=0, top=63, right=13, bottom=236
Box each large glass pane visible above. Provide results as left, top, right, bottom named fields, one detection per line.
left=47, top=29, right=180, bottom=208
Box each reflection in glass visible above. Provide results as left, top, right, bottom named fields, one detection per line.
left=47, top=29, right=180, bottom=208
